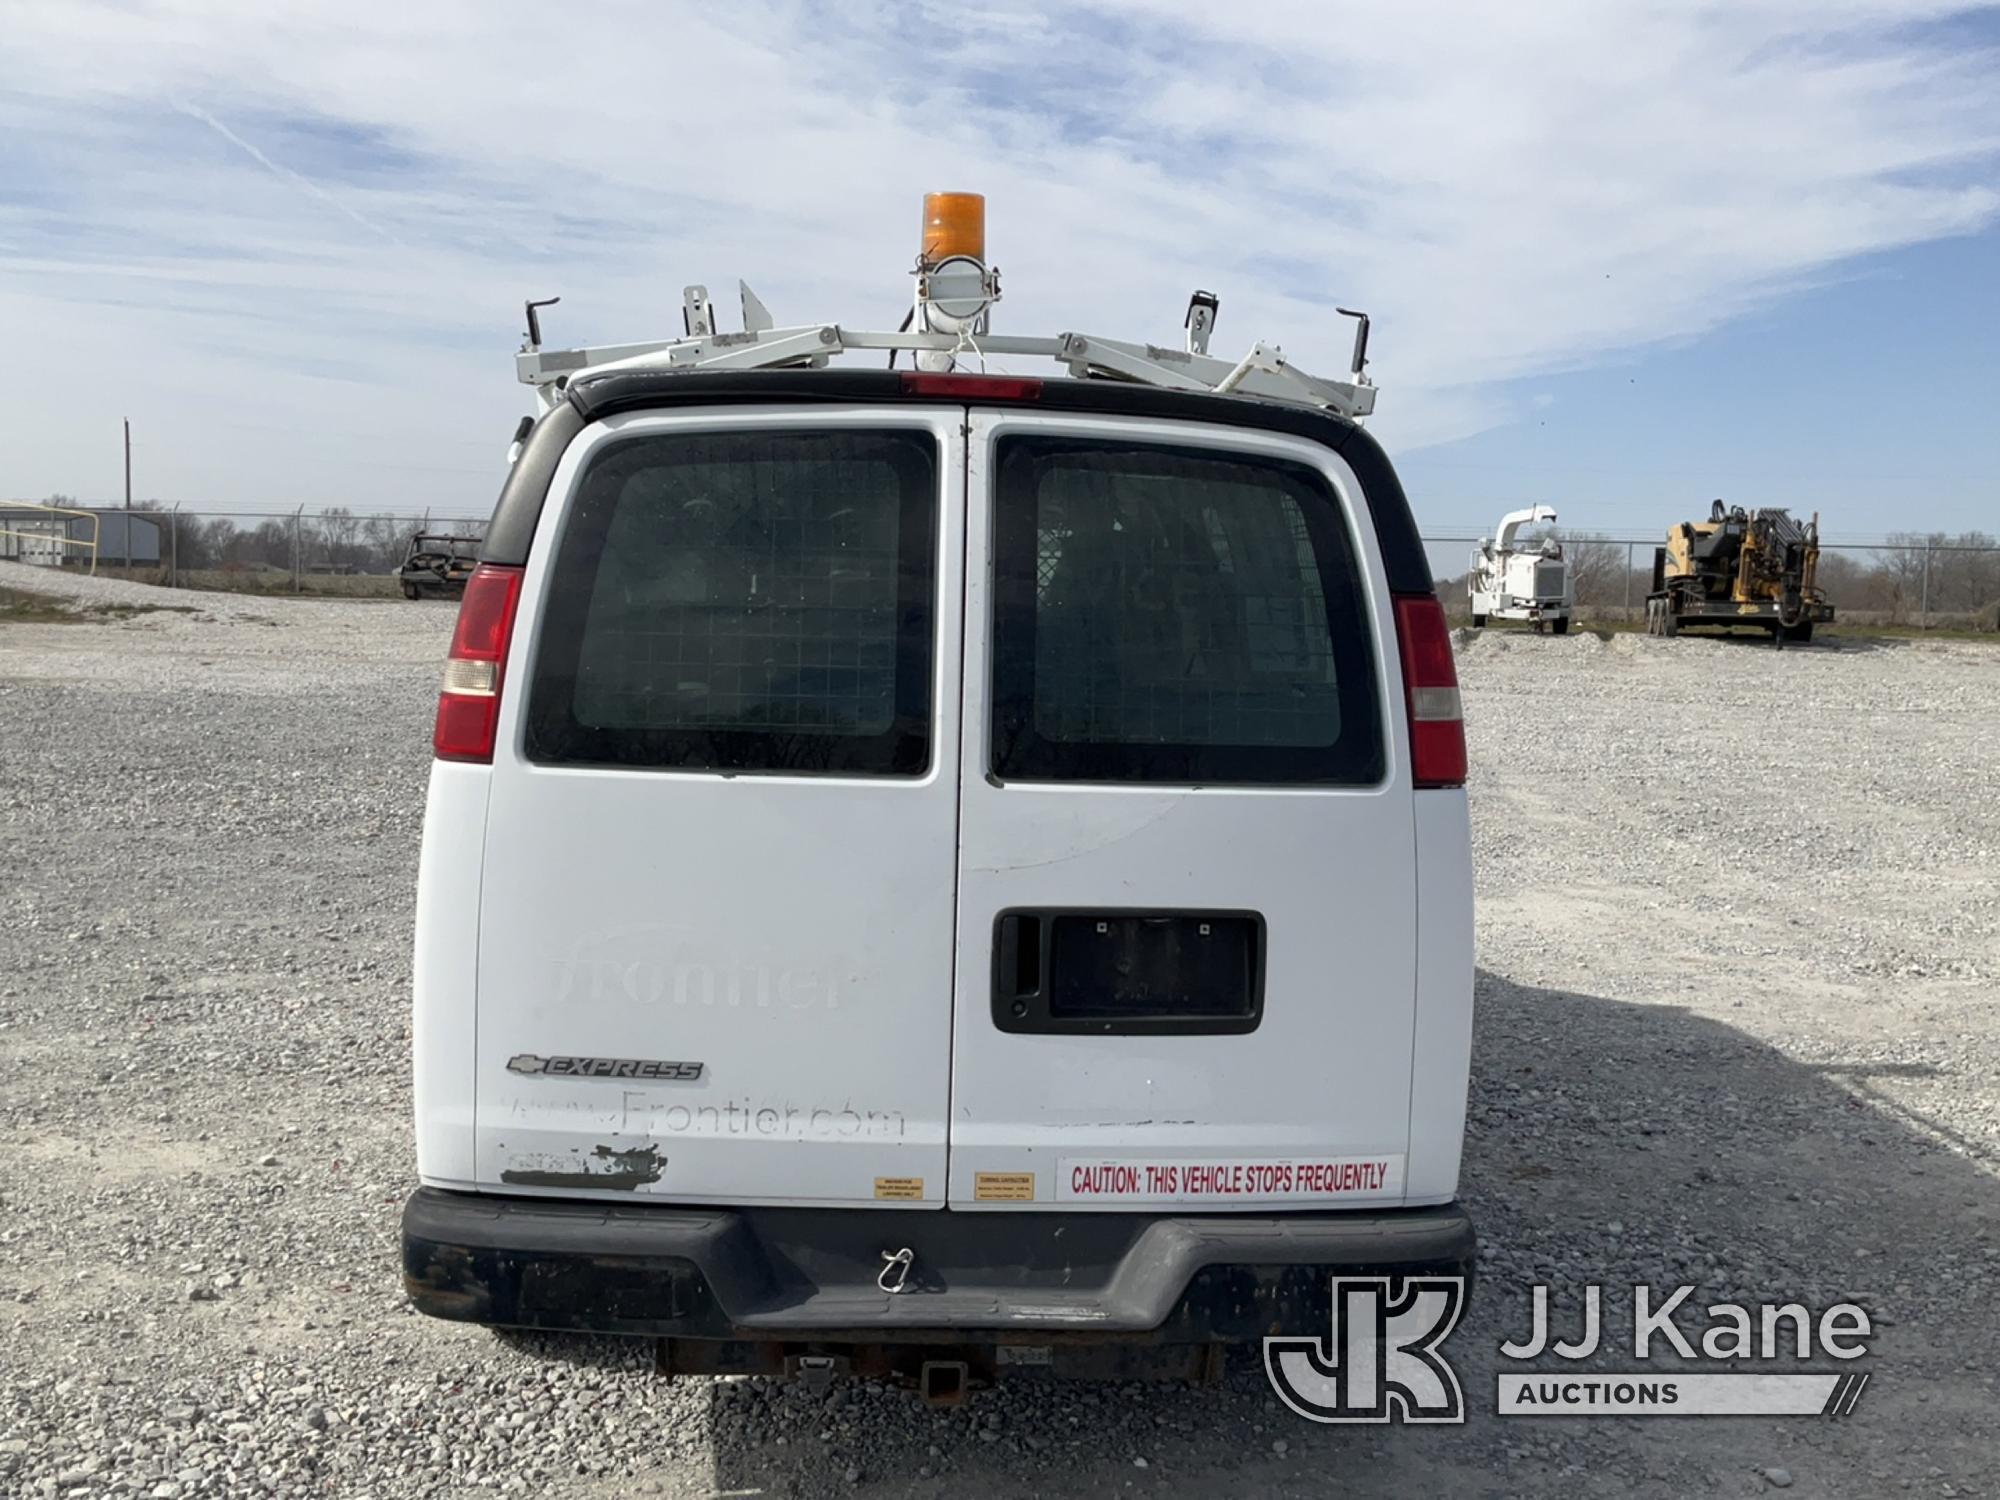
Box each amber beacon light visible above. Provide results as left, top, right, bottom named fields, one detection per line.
left=921, top=192, right=985, bottom=264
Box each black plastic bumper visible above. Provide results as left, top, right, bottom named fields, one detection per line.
left=402, top=1188, right=1475, bottom=1343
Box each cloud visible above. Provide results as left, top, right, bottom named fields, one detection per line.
left=1, top=0, right=1995, bottom=510
left=170, top=100, right=404, bottom=247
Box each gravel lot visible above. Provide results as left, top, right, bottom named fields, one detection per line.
left=2, top=564, right=1995, bottom=1499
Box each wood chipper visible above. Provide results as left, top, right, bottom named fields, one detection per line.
left=1468, top=505, right=1572, bottom=632
left=1645, top=500, right=1833, bottom=645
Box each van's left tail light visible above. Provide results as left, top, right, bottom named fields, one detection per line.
left=433, top=564, right=524, bottom=762
left=1392, top=592, right=1467, bottom=788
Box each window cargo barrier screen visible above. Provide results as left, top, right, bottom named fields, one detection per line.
left=525, top=429, right=938, bottom=775
left=988, top=437, right=1384, bottom=785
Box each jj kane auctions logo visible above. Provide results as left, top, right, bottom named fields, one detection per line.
left=1266, top=1280, right=1875, bottom=1423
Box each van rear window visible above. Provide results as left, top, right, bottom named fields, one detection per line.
left=524, top=429, right=937, bottom=775
left=990, top=437, right=1383, bottom=784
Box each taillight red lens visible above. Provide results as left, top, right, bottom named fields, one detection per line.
left=898, top=372, right=1043, bottom=401
left=433, top=564, right=524, bottom=763
left=1392, top=592, right=1467, bottom=789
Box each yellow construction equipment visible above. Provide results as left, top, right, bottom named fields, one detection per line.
left=1646, top=500, right=1834, bottom=646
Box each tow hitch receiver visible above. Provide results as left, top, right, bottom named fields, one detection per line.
left=918, top=1360, right=969, bottom=1406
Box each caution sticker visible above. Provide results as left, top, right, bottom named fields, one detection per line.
left=873, top=1177, right=925, bottom=1201
left=974, top=1171, right=1036, bottom=1202
left=1057, top=1155, right=1405, bottom=1203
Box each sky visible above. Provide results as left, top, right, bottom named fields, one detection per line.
left=2, top=1, right=1997, bottom=541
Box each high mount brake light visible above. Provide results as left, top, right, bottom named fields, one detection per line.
left=898, top=372, right=1043, bottom=401
left=433, top=564, right=524, bottom=763
left=1392, top=593, right=1467, bottom=789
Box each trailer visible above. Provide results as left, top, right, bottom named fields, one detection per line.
left=1646, top=501, right=1833, bottom=646
left=1468, top=505, right=1572, bottom=632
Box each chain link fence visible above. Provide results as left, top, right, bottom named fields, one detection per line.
left=7, top=503, right=1998, bottom=627
left=1425, top=531, right=2000, bottom=631
left=3, top=506, right=488, bottom=597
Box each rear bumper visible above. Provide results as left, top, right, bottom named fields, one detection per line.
left=402, top=1187, right=1475, bottom=1342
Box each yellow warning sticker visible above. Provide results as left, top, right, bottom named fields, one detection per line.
left=974, top=1171, right=1037, bottom=1202
left=874, top=1177, right=925, bottom=1201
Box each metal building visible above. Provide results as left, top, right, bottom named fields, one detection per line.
left=0, top=504, right=161, bottom=568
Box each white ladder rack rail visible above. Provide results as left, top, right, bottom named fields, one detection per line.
left=516, top=324, right=1377, bottom=420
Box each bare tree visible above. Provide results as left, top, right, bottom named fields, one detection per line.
left=1877, top=533, right=1936, bottom=620
left=1813, top=550, right=1883, bottom=613
left=247, top=518, right=292, bottom=570
left=1872, top=532, right=2000, bottom=621
left=1551, top=531, right=1629, bottom=609
left=360, top=515, right=411, bottom=573
left=1929, top=531, right=2000, bottom=616
left=310, top=507, right=365, bottom=571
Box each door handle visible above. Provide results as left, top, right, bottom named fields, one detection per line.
left=995, top=914, right=1043, bottom=1005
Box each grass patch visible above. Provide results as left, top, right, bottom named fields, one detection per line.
left=165, top=569, right=403, bottom=599
left=0, top=586, right=85, bottom=624
left=0, top=585, right=198, bottom=625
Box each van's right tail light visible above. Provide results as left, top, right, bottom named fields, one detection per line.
left=1392, top=592, right=1466, bottom=788
left=433, top=564, right=524, bottom=763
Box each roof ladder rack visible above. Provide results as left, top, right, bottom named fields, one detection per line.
left=513, top=193, right=1377, bottom=420
left=518, top=314, right=1377, bottom=420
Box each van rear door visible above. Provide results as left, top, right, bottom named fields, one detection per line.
left=473, top=408, right=963, bottom=1207
left=947, top=412, right=1418, bottom=1210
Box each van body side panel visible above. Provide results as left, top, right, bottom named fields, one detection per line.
left=470, top=407, right=965, bottom=1208
left=413, top=761, right=492, bottom=1186
left=1404, top=788, right=1474, bottom=1205
left=946, top=413, right=1420, bottom=1211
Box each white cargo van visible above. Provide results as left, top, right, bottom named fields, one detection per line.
left=404, top=203, right=1474, bottom=1396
